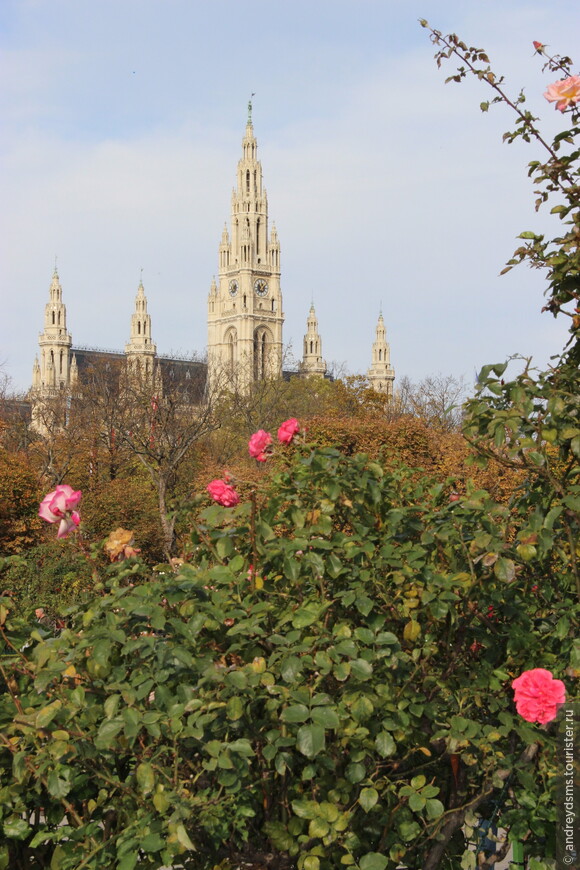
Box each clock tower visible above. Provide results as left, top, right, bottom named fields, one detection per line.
left=208, top=103, right=283, bottom=393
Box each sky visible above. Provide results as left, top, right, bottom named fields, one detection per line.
left=1, top=0, right=578, bottom=393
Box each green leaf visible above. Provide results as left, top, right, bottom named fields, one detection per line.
left=3, top=817, right=30, bottom=840
left=359, top=854, right=388, bottom=870
left=304, top=857, right=320, bottom=870
left=280, top=656, right=302, bottom=682
left=310, top=707, right=340, bottom=729
left=398, top=820, right=422, bottom=840
left=375, top=731, right=396, bottom=757
left=136, top=762, right=155, bottom=795
left=117, top=852, right=138, bottom=870
left=358, top=787, right=379, bottom=812
left=292, top=799, right=320, bottom=819
left=425, top=798, right=445, bottom=819
left=292, top=605, right=321, bottom=629
left=350, top=658, right=373, bottom=680
left=94, top=717, right=124, bottom=749
left=104, top=694, right=121, bottom=719
left=494, top=557, right=515, bottom=583
left=296, top=725, right=325, bottom=758
left=228, top=738, right=254, bottom=756
left=346, top=762, right=366, bottom=783
left=281, top=704, right=310, bottom=723
left=333, top=662, right=351, bottom=681
left=308, top=818, right=330, bottom=838
left=409, top=793, right=426, bottom=812
left=47, top=770, right=71, bottom=799
left=176, top=823, right=196, bottom=851
left=141, top=832, right=165, bottom=852
left=36, top=700, right=62, bottom=729
left=226, top=696, right=244, bottom=721
left=327, top=553, right=343, bottom=578
left=122, top=707, right=141, bottom=739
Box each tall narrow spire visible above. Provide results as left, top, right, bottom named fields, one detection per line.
left=34, top=266, right=72, bottom=394
left=125, top=278, right=157, bottom=376
left=301, top=303, right=326, bottom=378
left=367, top=313, right=395, bottom=398
left=207, top=112, right=283, bottom=394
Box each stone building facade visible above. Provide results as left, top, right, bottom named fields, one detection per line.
left=30, top=110, right=395, bottom=418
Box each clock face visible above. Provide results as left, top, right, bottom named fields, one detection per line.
left=229, top=280, right=238, bottom=297
left=254, top=279, right=268, bottom=297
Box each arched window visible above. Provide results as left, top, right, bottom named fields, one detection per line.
left=138, top=321, right=141, bottom=334
left=253, top=327, right=271, bottom=381
left=246, top=170, right=250, bottom=193
left=226, top=329, right=237, bottom=373
left=379, top=349, right=382, bottom=361
left=310, top=340, right=313, bottom=354
left=52, top=311, right=55, bottom=324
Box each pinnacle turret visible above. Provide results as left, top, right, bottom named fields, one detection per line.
left=367, top=313, right=395, bottom=398
left=301, top=303, right=326, bottom=378
left=35, top=266, right=72, bottom=396
left=125, top=278, right=156, bottom=374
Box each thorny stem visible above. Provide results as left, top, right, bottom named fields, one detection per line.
left=424, top=23, right=576, bottom=193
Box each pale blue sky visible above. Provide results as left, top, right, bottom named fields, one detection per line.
left=1, top=0, right=578, bottom=391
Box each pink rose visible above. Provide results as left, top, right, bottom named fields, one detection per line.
left=544, top=75, right=580, bottom=112
left=277, top=418, right=300, bottom=445
left=512, top=668, right=566, bottom=724
left=207, top=479, right=240, bottom=507
left=532, top=41, right=544, bottom=51
left=248, top=429, right=272, bottom=462
left=39, top=485, right=82, bottom=539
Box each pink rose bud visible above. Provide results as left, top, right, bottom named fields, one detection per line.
left=207, top=479, right=240, bottom=507
left=533, top=40, right=544, bottom=50
left=248, top=429, right=273, bottom=462
left=277, top=417, right=300, bottom=445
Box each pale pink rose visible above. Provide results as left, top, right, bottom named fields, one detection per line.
left=207, top=479, right=240, bottom=507
left=39, top=485, right=81, bottom=538
left=39, top=485, right=82, bottom=523
left=277, top=418, right=300, bottom=444
left=512, top=668, right=566, bottom=724
left=544, top=75, right=580, bottom=112
left=248, top=429, right=272, bottom=462
left=35, top=608, right=45, bottom=619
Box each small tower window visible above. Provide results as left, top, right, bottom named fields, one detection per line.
left=310, top=341, right=313, bottom=354
left=246, top=170, right=250, bottom=193
left=379, top=349, right=382, bottom=361
left=138, top=321, right=141, bottom=334
left=52, top=311, right=55, bottom=324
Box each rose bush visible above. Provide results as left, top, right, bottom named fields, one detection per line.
left=0, top=28, right=578, bottom=870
